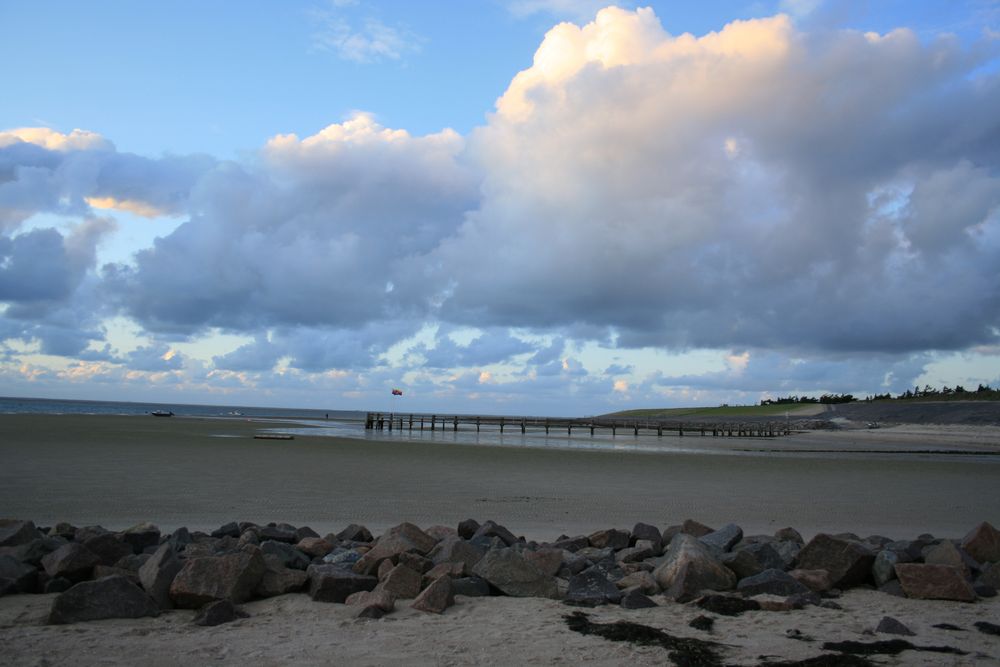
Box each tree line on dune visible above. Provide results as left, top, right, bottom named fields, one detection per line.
left=760, top=384, right=1000, bottom=407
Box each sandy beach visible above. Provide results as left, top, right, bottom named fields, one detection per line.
left=1, top=414, right=998, bottom=539
left=2, top=413, right=999, bottom=665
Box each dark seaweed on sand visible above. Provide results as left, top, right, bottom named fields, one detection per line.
left=758, top=656, right=875, bottom=667
left=564, top=611, right=727, bottom=667
left=821, top=638, right=968, bottom=656
left=975, top=621, right=1000, bottom=636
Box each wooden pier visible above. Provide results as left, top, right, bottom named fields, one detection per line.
left=363, top=413, right=791, bottom=438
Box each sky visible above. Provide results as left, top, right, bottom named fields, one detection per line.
left=1, top=0, right=999, bottom=416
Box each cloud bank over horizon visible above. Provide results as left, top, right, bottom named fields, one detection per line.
left=1, top=7, right=999, bottom=411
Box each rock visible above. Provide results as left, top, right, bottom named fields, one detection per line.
left=377, top=558, right=395, bottom=580
left=923, top=540, right=973, bottom=575
left=788, top=569, right=833, bottom=593
left=894, top=563, right=976, bottom=602
left=786, top=591, right=822, bottom=609
left=872, top=549, right=902, bottom=586
left=451, top=576, right=491, bottom=597
left=115, top=553, right=151, bottom=572
left=721, top=549, right=765, bottom=580
left=295, top=526, right=320, bottom=542
left=357, top=605, right=387, bottom=619
left=337, top=523, right=373, bottom=543
left=588, top=529, right=630, bottom=551
left=412, top=575, right=453, bottom=614
left=40, top=543, right=100, bottom=582
left=700, top=524, right=743, bottom=553
left=259, top=540, right=310, bottom=570
left=297, top=537, right=333, bottom=558
left=424, top=561, right=465, bottom=585
left=352, top=523, right=437, bottom=575
left=167, top=527, right=192, bottom=552
left=375, top=564, right=423, bottom=599
left=260, top=524, right=298, bottom=543
left=255, top=556, right=308, bottom=598
left=0, top=536, right=66, bottom=567
left=47, top=522, right=77, bottom=540
left=425, top=525, right=458, bottom=543
left=977, top=562, right=1000, bottom=589
left=653, top=534, right=736, bottom=602
left=93, top=565, right=140, bottom=584
left=457, top=518, right=481, bottom=540
left=346, top=588, right=396, bottom=614
left=524, top=548, right=563, bottom=577
left=615, top=570, right=658, bottom=595
left=689, top=615, right=714, bottom=631
left=193, top=599, right=245, bottom=626
left=876, top=616, right=915, bottom=636
left=737, top=569, right=810, bottom=597
left=398, top=551, right=434, bottom=574
left=169, top=548, right=266, bottom=608
left=879, top=579, right=905, bottom=597
left=471, top=548, right=558, bottom=598
left=237, top=530, right=260, bottom=547
left=211, top=522, right=241, bottom=539
left=471, top=520, right=519, bottom=547
left=43, top=577, right=73, bottom=594
left=307, top=564, right=377, bottom=603
left=122, top=523, right=161, bottom=554
left=48, top=575, right=159, bottom=624
left=794, top=534, right=875, bottom=589
left=0, top=555, right=37, bottom=593
left=82, top=533, right=133, bottom=567
left=681, top=519, right=714, bottom=538
left=428, top=537, right=485, bottom=572
left=322, top=548, right=362, bottom=569
left=974, top=584, right=996, bottom=598
left=615, top=544, right=654, bottom=564
left=772, top=540, right=801, bottom=569
left=565, top=569, right=623, bottom=606
left=550, top=536, right=590, bottom=552
left=774, top=527, right=804, bottom=544
left=631, top=523, right=663, bottom=552
left=0, top=520, right=40, bottom=547
left=620, top=588, right=657, bottom=609
left=961, top=522, right=1000, bottom=564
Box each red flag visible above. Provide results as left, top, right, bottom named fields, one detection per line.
left=391, top=388, right=403, bottom=396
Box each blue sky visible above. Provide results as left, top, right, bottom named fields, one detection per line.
left=1, top=1, right=999, bottom=414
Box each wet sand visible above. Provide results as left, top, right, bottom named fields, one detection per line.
left=1, top=414, right=998, bottom=540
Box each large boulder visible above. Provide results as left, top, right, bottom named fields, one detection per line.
left=352, top=523, right=437, bottom=575
left=961, top=522, right=1000, bottom=564
left=40, top=543, right=100, bottom=582
left=0, top=555, right=37, bottom=593
left=894, top=563, right=976, bottom=602
left=457, top=519, right=481, bottom=540
left=872, top=549, right=905, bottom=587
left=0, top=520, right=40, bottom=547
left=83, top=533, right=133, bottom=567
left=169, top=548, right=265, bottom=608
left=736, top=569, right=810, bottom=597
left=588, top=529, right=630, bottom=551
left=653, top=534, right=736, bottom=602
left=923, top=541, right=973, bottom=576
left=336, top=524, right=373, bottom=543
left=794, top=534, right=875, bottom=588
left=48, top=575, right=159, bottom=624
left=471, top=520, right=519, bottom=547
left=472, top=548, right=558, bottom=598
left=255, top=556, right=308, bottom=598
left=631, top=523, right=663, bottom=552
left=565, top=569, right=622, bottom=606
left=524, top=548, right=563, bottom=577
left=307, top=564, right=377, bottom=603
left=260, top=523, right=299, bottom=543
left=259, top=541, right=310, bottom=570
left=138, top=544, right=182, bottom=609
left=0, top=536, right=66, bottom=567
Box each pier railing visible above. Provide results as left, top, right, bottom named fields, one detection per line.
left=364, top=413, right=791, bottom=438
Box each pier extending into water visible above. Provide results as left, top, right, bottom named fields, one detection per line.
left=364, top=413, right=791, bottom=438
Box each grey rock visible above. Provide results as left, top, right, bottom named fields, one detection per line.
left=307, top=564, right=377, bottom=603
left=923, top=541, right=972, bottom=575
left=0, top=555, right=37, bottom=593
left=588, top=529, right=630, bottom=551
left=977, top=562, right=1000, bottom=589
left=374, top=564, right=423, bottom=599
left=122, top=523, right=161, bottom=554
left=0, top=537, right=65, bottom=567
left=472, top=548, right=558, bottom=598
left=524, top=548, right=563, bottom=577
left=616, top=544, right=654, bottom=564
left=138, top=544, right=182, bottom=609
left=336, top=524, right=373, bottom=543
left=872, top=549, right=901, bottom=586
left=700, top=524, right=743, bottom=553
left=795, top=534, right=875, bottom=588
left=0, top=520, right=40, bottom=547
left=83, top=533, right=133, bottom=567
left=428, top=536, right=486, bottom=572
left=737, top=569, right=810, bottom=597
left=398, top=551, right=434, bottom=574
left=41, top=543, right=100, bottom=582
left=471, top=520, right=519, bottom=547
left=457, top=518, right=481, bottom=540
left=412, top=575, right=454, bottom=614
left=774, top=527, right=804, bottom=544
left=352, top=523, right=437, bottom=575
left=211, top=522, right=241, bottom=539
left=167, top=527, right=192, bottom=552
left=894, top=563, right=976, bottom=602
left=322, top=548, right=362, bottom=568
left=260, top=540, right=310, bottom=570
left=566, top=569, right=622, bottom=606
left=260, top=523, right=298, bottom=543
left=879, top=579, right=906, bottom=597
left=48, top=575, right=158, bottom=624
left=43, top=577, right=73, bottom=594
left=550, top=535, right=590, bottom=552
left=255, top=556, right=308, bottom=598
left=631, top=523, right=663, bottom=552
left=876, top=616, right=915, bottom=636
left=681, top=519, right=715, bottom=538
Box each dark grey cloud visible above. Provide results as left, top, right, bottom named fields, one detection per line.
left=419, top=328, right=535, bottom=368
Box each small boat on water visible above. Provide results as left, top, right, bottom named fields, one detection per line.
left=151, top=410, right=174, bottom=417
